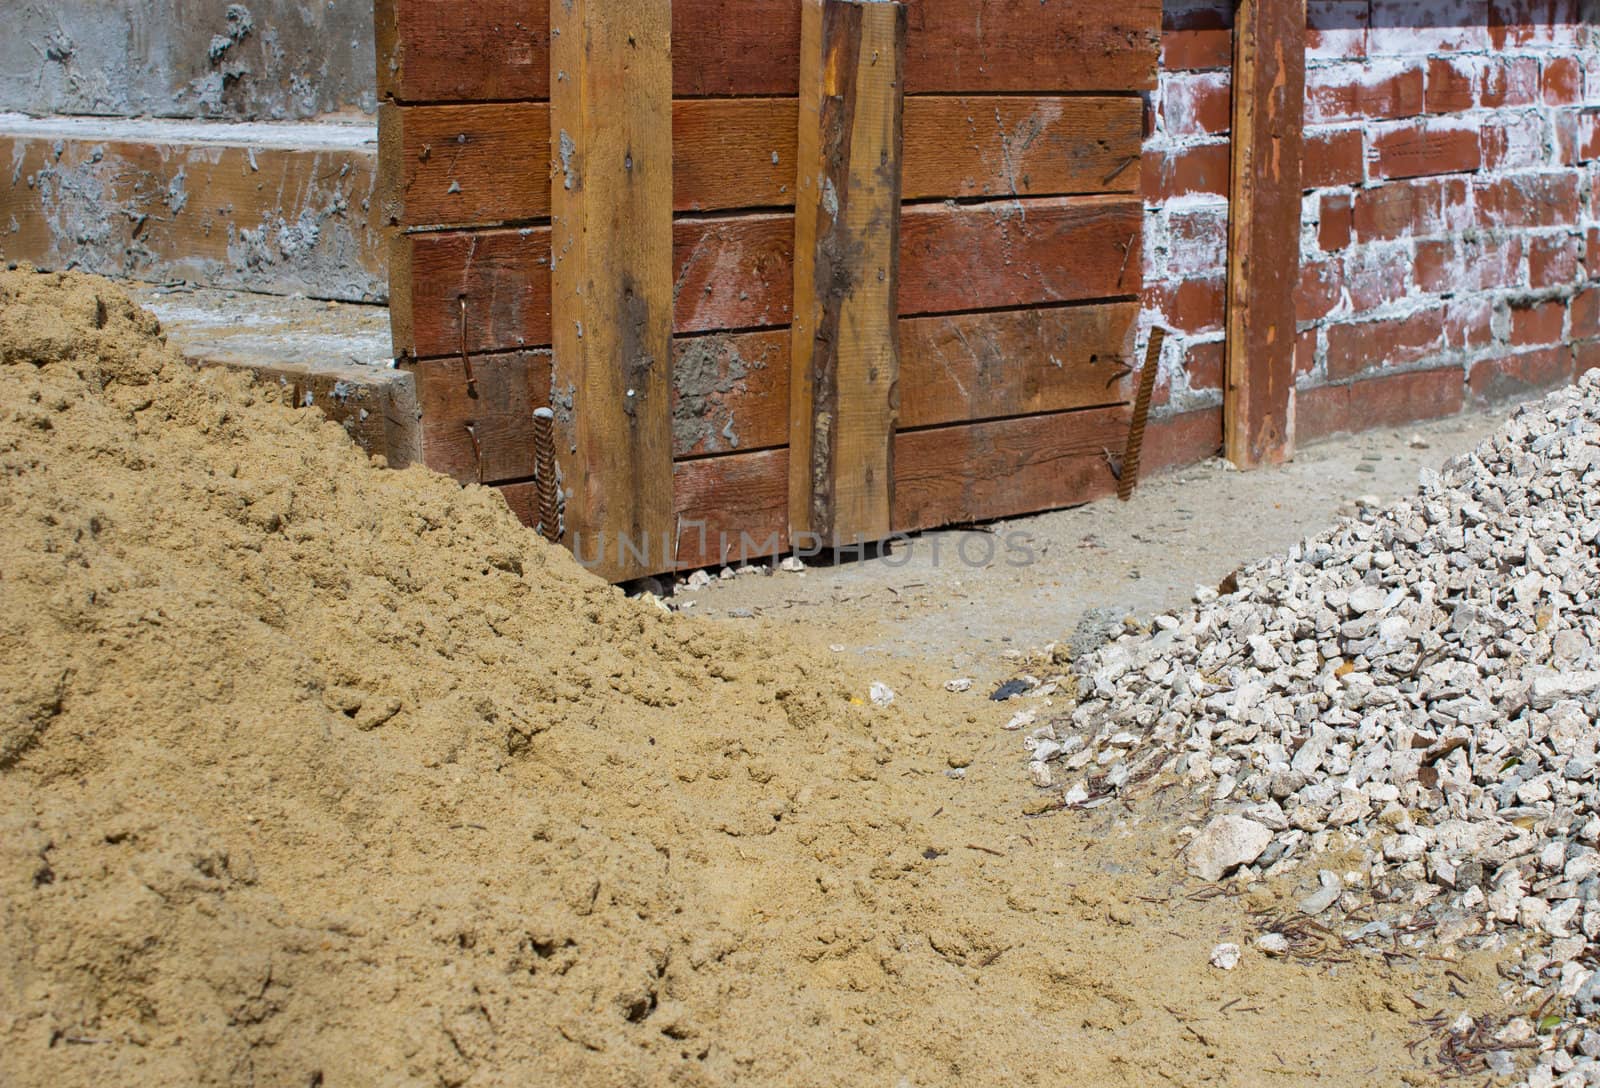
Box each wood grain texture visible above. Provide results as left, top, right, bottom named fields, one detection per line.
left=506, top=447, right=791, bottom=572
left=898, top=196, right=1143, bottom=315
left=548, top=0, right=675, bottom=582
left=0, top=134, right=383, bottom=302
left=399, top=197, right=1141, bottom=359
left=377, top=0, right=1158, bottom=104
left=1224, top=0, right=1306, bottom=468
left=893, top=405, right=1131, bottom=532
left=790, top=0, right=906, bottom=547
left=897, top=303, right=1138, bottom=428
left=380, top=96, right=1142, bottom=229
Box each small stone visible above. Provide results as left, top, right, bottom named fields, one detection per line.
left=1255, top=932, right=1291, bottom=956
left=944, top=677, right=975, bottom=693
left=1028, top=761, right=1054, bottom=788
left=779, top=556, right=805, bottom=573
left=1184, top=815, right=1273, bottom=883
left=1209, top=942, right=1241, bottom=970
left=869, top=682, right=895, bottom=708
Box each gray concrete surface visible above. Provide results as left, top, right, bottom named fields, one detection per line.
left=2, top=1, right=376, bottom=120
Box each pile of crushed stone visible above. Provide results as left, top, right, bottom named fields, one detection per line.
left=1041, top=374, right=1600, bottom=1085
left=0, top=269, right=1517, bottom=1087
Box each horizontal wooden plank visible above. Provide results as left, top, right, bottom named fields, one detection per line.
left=378, top=0, right=1158, bottom=104
left=898, top=195, right=1143, bottom=315
left=893, top=405, right=1131, bottom=531
left=398, top=197, right=1141, bottom=358
left=411, top=331, right=790, bottom=484
left=897, top=303, right=1140, bottom=428
left=501, top=447, right=791, bottom=573
left=414, top=303, right=1137, bottom=483
left=0, top=134, right=384, bottom=302
left=379, top=0, right=802, bottom=103
left=382, top=96, right=1142, bottom=229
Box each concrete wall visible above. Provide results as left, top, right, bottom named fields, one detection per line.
left=1144, top=0, right=1600, bottom=449
left=1, top=1, right=377, bottom=120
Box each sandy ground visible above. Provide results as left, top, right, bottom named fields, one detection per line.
left=0, top=271, right=1532, bottom=1086
left=677, top=410, right=1507, bottom=691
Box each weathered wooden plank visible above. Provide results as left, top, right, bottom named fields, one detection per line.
left=790, top=0, right=906, bottom=548
left=898, top=195, right=1143, bottom=315
left=379, top=96, right=1142, bottom=229
left=897, top=303, right=1138, bottom=428
left=379, top=0, right=1157, bottom=104
left=398, top=197, right=1141, bottom=359
left=671, top=448, right=792, bottom=570
left=0, top=131, right=383, bottom=302
left=548, top=0, right=675, bottom=582
left=1224, top=0, right=1305, bottom=468
left=893, top=405, right=1131, bottom=532
left=414, top=303, right=1138, bottom=484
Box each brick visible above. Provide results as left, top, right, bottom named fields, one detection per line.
left=1355, top=178, right=1459, bottom=242
left=1469, top=347, right=1575, bottom=403
left=1307, top=0, right=1368, bottom=60
left=1483, top=112, right=1555, bottom=171
left=1416, top=236, right=1524, bottom=293
left=1302, top=127, right=1366, bottom=188
left=1426, top=57, right=1478, bottom=114
left=1163, top=72, right=1233, bottom=138
left=1589, top=228, right=1600, bottom=280
left=1296, top=327, right=1320, bottom=377
left=1489, top=1, right=1584, bottom=51
left=1319, top=192, right=1354, bottom=251
left=1371, top=120, right=1482, bottom=180
left=1555, top=108, right=1600, bottom=165
left=1150, top=276, right=1227, bottom=335
left=1144, top=407, right=1224, bottom=474
left=1480, top=56, right=1541, bottom=108
left=1326, top=308, right=1447, bottom=381
left=1344, top=246, right=1413, bottom=311
left=1446, top=296, right=1495, bottom=349
left=1574, top=286, right=1600, bottom=339
left=1142, top=142, right=1232, bottom=203
left=1166, top=205, right=1231, bottom=277
left=1369, top=1, right=1491, bottom=54
left=1161, top=2, right=1234, bottom=71
left=1298, top=367, right=1464, bottom=442
left=1578, top=338, right=1600, bottom=377
left=1510, top=299, right=1568, bottom=346
left=1529, top=234, right=1582, bottom=287
left=1475, top=172, right=1583, bottom=229
left=1182, top=339, right=1226, bottom=392
left=1545, top=56, right=1585, bottom=105
left=1297, top=259, right=1345, bottom=322
left=1308, top=61, right=1425, bottom=124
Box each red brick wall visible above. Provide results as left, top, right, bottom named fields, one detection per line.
left=1143, top=0, right=1600, bottom=457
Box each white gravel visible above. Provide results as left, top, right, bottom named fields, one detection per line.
left=1024, top=374, right=1600, bottom=1085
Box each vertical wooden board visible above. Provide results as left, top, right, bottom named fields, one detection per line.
left=549, top=0, right=675, bottom=582
left=789, top=0, right=907, bottom=549
left=1224, top=0, right=1306, bottom=468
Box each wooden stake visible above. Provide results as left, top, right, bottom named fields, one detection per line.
left=789, top=0, right=907, bottom=550
left=549, top=0, right=675, bottom=580
left=1224, top=0, right=1306, bottom=468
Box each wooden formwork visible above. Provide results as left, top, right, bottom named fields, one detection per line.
left=376, top=0, right=1159, bottom=580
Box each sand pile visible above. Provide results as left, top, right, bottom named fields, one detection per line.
left=0, top=269, right=1506, bottom=1086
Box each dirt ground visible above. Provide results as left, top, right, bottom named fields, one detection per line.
left=677, top=411, right=1506, bottom=689
left=0, top=270, right=1523, bottom=1086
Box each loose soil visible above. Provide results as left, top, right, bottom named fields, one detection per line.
left=1, top=270, right=1506, bottom=1086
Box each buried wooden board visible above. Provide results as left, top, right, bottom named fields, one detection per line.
left=502, top=447, right=791, bottom=573
left=0, top=133, right=384, bottom=302
left=377, top=0, right=1157, bottom=104
left=893, top=405, right=1131, bottom=532
left=413, top=303, right=1138, bottom=484
left=380, top=96, right=1143, bottom=229
left=395, top=196, right=1142, bottom=358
